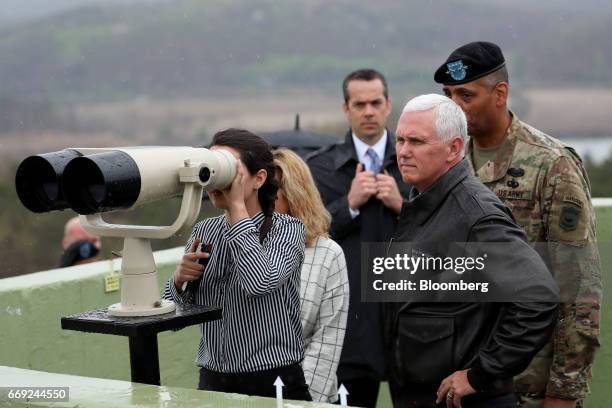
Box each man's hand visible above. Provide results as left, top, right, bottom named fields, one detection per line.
left=375, top=170, right=403, bottom=214
left=543, top=397, right=577, bottom=408
left=347, top=163, right=377, bottom=210
left=436, top=369, right=476, bottom=408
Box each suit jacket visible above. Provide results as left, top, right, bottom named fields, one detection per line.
left=307, top=130, right=411, bottom=380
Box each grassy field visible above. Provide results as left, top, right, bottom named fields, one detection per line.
left=2, top=87, right=612, bottom=162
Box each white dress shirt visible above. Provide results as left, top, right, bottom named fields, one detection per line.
left=349, top=130, right=387, bottom=218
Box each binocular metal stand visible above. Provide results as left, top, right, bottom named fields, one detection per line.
left=60, top=161, right=227, bottom=384
left=61, top=304, right=221, bottom=385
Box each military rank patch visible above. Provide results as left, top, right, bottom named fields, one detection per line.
left=506, top=167, right=525, bottom=177
left=560, top=206, right=580, bottom=231
left=506, top=180, right=519, bottom=189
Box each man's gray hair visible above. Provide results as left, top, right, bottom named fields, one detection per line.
left=402, top=94, right=468, bottom=152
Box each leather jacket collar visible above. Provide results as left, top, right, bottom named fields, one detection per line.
left=401, top=159, right=470, bottom=226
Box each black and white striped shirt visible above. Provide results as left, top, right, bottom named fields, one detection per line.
left=164, top=212, right=306, bottom=373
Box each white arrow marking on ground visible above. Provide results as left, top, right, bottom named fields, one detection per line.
left=338, top=383, right=349, bottom=406
left=274, top=376, right=284, bottom=408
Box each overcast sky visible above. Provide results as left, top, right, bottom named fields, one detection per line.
left=2, top=0, right=611, bottom=26
left=0, top=0, right=164, bottom=25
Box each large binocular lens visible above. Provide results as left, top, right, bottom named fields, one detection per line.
left=16, top=146, right=235, bottom=215
left=15, top=149, right=142, bottom=215
left=62, top=151, right=141, bottom=214
left=15, top=149, right=82, bottom=213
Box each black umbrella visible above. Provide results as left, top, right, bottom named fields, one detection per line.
left=202, top=115, right=337, bottom=201
left=259, top=114, right=338, bottom=158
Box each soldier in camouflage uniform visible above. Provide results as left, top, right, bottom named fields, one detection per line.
left=434, top=42, right=602, bottom=408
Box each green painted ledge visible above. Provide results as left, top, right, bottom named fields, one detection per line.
left=0, top=366, right=337, bottom=407
left=0, top=247, right=201, bottom=388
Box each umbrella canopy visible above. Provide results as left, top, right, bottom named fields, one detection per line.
left=259, top=114, right=338, bottom=158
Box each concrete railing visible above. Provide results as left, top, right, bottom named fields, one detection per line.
left=0, top=366, right=335, bottom=407
left=0, top=247, right=202, bottom=389
left=592, top=198, right=612, bottom=207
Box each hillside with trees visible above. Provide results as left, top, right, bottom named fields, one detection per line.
left=1, top=0, right=612, bottom=101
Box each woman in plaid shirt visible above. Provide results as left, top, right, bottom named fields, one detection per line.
left=273, top=148, right=350, bottom=403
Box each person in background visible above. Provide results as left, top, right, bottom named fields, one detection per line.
left=164, top=129, right=310, bottom=401
left=307, top=69, right=410, bottom=408
left=435, top=41, right=602, bottom=408
left=59, top=216, right=101, bottom=267
left=273, top=148, right=349, bottom=403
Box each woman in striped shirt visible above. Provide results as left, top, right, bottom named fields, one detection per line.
left=164, top=129, right=310, bottom=400
left=273, top=148, right=350, bottom=403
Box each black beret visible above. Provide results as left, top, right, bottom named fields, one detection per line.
left=434, top=41, right=506, bottom=85
left=59, top=240, right=100, bottom=267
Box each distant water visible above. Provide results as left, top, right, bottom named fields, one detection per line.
left=561, top=137, right=612, bottom=164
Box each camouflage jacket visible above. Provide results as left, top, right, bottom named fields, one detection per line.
left=466, top=112, right=602, bottom=400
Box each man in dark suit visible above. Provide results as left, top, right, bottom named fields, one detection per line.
left=307, top=69, right=410, bottom=408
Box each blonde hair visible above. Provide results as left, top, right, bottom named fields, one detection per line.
left=273, top=148, right=331, bottom=247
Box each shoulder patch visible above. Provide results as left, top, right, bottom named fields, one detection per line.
left=559, top=206, right=580, bottom=231
left=547, top=172, right=591, bottom=244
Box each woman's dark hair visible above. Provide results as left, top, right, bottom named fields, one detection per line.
left=210, top=129, right=277, bottom=239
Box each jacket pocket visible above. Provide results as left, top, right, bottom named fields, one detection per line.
left=396, top=315, right=455, bottom=385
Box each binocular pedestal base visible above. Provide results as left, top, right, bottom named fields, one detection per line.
left=108, top=299, right=176, bottom=317
left=61, top=304, right=222, bottom=385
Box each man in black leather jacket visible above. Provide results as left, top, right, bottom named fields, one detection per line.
left=385, top=94, right=558, bottom=408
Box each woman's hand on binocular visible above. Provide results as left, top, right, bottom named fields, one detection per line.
left=226, top=159, right=249, bottom=224
left=174, top=239, right=209, bottom=291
